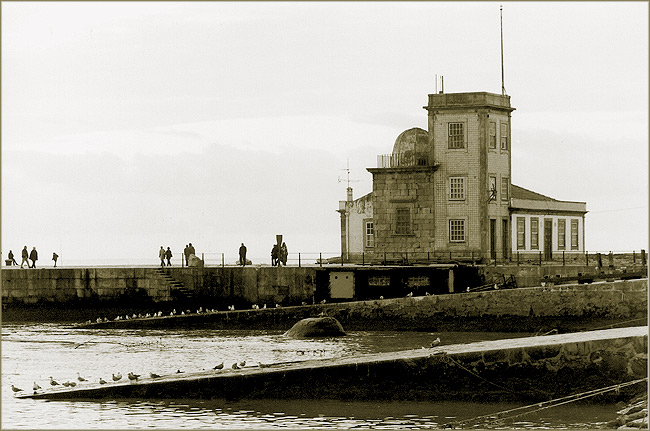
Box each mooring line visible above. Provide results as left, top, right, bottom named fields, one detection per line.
left=590, top=317, right=648, bottom=331
left=444, top=377, right=648, bottom=428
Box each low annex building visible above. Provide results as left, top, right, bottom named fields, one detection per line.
left=337, top=91, right=587, bottom=263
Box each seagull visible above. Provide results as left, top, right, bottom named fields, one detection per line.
left=213, top=362, right=224, bottom=370
left=127, top=372, right=140, bottom=382
left=69, top=381, right=77, bottom=387
left=99, top=378, right=107, bottom=384
left=49, top=376, right=60, bottom=386
left=257, top=362, right=271, bottom=368
left=11, top=385, right=23, bottom=393
left=430, top=337, right=441, bottom=347
left=239, top=361, right=246, bottom=367
left=33, top=382, right=41, bottom=391
left=149, top=372, right=161, bottom=379
left=406, top=292, right=413, bottom=297
left=62, top=381, right=71, bottom=387
left=112, top=373, right=122, bottom=382
left=176, top=369, right=184, bottom=374
left=231, top=363, right=240, bottom=370
left=379, top=296, right=384, bottom=300
left=77, top=372, right=87, bottom=382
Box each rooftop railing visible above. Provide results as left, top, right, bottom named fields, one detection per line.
left=377, top=152, right=431, bottom=168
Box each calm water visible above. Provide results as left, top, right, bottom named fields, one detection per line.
left=2, top=324, right=617, bottom=429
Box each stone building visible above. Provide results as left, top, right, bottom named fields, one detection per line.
left=337, top=91, right=587, bottom=263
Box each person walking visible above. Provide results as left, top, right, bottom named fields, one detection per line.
left=165, top=247, right=173, bottom=266
left=183, top=244, right=189, bottom=267
left=271, top=244, right=279, bottom=267
left=29, top=247, right=38, bottom=268
left=159, top=246, right=166, bottom=267
left=52, top=252, right=59, bottom=268
left=239, top=243, right=247, bottom=266
left=8, top=250, right=18, bottom=266
left=21, top=246, right=30, bottom=268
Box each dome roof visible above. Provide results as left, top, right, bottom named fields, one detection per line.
left=392, top=127, right=428, bottom=155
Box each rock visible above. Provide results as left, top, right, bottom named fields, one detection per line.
left=188, top=254, right=204, bottom=268
left=284, top=317, right=346, bottom=338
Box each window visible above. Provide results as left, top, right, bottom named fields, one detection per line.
left=449, top=219, right=465, bottom=242
left=395, top=208, right=411, bottom=235
left=489, top=122, right=497, bottom=149
left=449, top=177, right=465, bottom=200
left=500, top=123, right=509, bottom=150
left=489, top=176, right=497, bottom=202
left=501, top=177, right=509, bottom=201
left=365, top=221, right=374, bottom=248
left=558, top=219, right=566, bottom=250
left=448, top=123, right=465, bottom=149
left=571, top=219, right=579, bottom=250
left=517, top=217, right=525, bottom=250
left=531, top=218, right=539, bottom=249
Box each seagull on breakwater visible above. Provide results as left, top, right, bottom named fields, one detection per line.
left=213, top=362, right=224, bottom=370
left=127, top=372, right=140, bottom=382
left=239, top=361, right=246, bottom=367
left=406, top=292, right=413, bottom=297
left=77, top=372, right=87, bottom=382
left=149, top=372, right=161, bottom=379
left=176, top=369, right=184, bottom=374
left=231, top=363, right=240, bottom=370
left=49, top=376, right=60, bottom=386
left=112, top=373, right=122, bottom=382
left=33, top=382, right=41, bottom=391
left=430, top=337, right=441, bottom=347
left=99, top=378, right=107, bottom=384
left=11, top=385, right=23, bottom=393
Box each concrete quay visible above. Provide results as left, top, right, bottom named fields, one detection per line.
left=16, top=326, right=648, bottom=402
left=75, top=278, right=648, bottom=332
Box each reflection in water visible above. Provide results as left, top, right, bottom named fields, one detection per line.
left=2, top=324, right=615, bottom=429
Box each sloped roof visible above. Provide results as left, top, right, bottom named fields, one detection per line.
left=511, top=184, right=557, bottom=201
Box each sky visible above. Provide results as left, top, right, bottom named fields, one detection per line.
left=2, top=1, right=648, bottom=265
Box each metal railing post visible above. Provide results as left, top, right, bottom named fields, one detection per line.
left=539, top=251, right=542, bottom=266
left=586, top=251, right=589, bottom=266
left=299, top=253, right=301, bottom=268
left=517, top=252, right=520, bottom=265
left=319, top=253, right=322, bottom=268
left=222, top=253, right=224, bottom=268
left=383, top=252, right=386, bottom=265
left=562, top=251, right=565, bottom=266
left=362, top=252, right=365, bottom=266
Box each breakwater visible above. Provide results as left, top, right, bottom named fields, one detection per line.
left=17, top=326, right=648, bottom=403
left=76, top=279, right=648, bottom=332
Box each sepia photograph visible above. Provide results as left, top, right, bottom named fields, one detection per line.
left=2, top=1, right=647, bottom=429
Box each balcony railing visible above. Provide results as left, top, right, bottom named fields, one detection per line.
left=377, top=152, right=431, bottom=168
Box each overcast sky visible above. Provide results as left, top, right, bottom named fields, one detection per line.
left=2, top=2, right=648, bottom=265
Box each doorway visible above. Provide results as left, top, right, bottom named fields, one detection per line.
left=490, top=219, right=496, bottom=260
left=544, top=219, right=553, bottom=261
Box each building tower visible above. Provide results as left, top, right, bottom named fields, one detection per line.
left=426, top=92, right=514, bottom=259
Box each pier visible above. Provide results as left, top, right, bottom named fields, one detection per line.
left=16, top=326, right=648, bottom=402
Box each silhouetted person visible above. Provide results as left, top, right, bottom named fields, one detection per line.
left=159, top=246, right=166, bottom=267
left=21, top=246, right=30, bottom=268
left=8, top=250, right=17, bottom=266
left=239, top=243, right=247, bottom=266
left=280, top=242, right=288, bottom=266
left=29, top=247, right=38, bottom=268
left=165, top=247, right=172, bottom=266
left=52, top=252, right=58, bottom=268
left=271, top=244, right=279, bottom=266
left=183, top=244, right=189, bottom=267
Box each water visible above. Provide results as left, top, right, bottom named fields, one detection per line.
left=2, top=324, right=617, bottom=429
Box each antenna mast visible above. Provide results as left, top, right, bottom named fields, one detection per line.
left=500, top=5, right=506, bottom=95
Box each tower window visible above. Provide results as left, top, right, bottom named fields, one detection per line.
left=501, top=177, right=509, bottom=201
left=449, top=177, right=465, bottom=200
left=448, top=123, right=465, bottom=149
left=449, top=219, right=465, bottom=242
left=395, top=208, right=411, bottom=235
left=489, top=122, right=497, bottom=149
left=500, top=123, right=509, bottom=150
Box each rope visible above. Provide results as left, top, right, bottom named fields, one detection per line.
left=445, top=377, right=648, bottom=428
left=589, top=317, right=648, bottom=331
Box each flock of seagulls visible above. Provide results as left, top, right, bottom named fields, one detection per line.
left=12, top=356, right=284, bottom=395
left=84, top=302, right=299, bottom=325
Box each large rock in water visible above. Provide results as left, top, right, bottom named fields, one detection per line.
left=284, top=317, right=346, bottom=338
